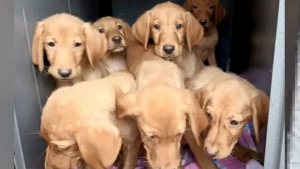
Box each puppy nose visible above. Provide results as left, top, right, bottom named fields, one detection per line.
left=58, top=69, right=72, bottom=78
left=205, top=147, right=219, bottom=158
left=112, top=36, right=122, bottom=44
left=200, top=20, right=207, bottom=26
left=163, top=45, right=175, bottom=54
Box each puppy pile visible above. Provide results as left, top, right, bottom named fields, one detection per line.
left=32, top=1, right=270, bottom=169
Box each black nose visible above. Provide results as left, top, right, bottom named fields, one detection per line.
left=204, top=147, right=219, bottom=158
left=112, top=36, right=122, bottom=44
left=163, top=45, right=175, bottom=54
left=58, top=69, right=72, bottom=78
left=200, top=20, right=207, bottom=26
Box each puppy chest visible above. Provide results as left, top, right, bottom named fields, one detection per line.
left=105, top=56, right=127, bottom=73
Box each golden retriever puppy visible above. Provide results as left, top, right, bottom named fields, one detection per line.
left=185, top=66, right=270, bottom=167
left=31, top=13, right=108, bottom=88
left=183, top=0, right=226, bottom=66
left=131, top=1, right=205, bottom=79
left=40, top=71, right=140, bottom=169
left=93, top=17, right=134, bottom=74
left=116, top=83, right=208, bottom=169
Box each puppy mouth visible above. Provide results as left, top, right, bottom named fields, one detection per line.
left=109, top=46, right=125, bottom=53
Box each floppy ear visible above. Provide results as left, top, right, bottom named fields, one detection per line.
left=184, top=90, right=209, bottom=146
left=83, top=22, right=108, bottom=68
left=116, top=88, right=140, bottom=119
left=250, top=90, right=270, bottom=142
left=132, top=11, right=152, bottom=51
left=75, top=127, right=122, bottom=169
left=122, top=21, right=135, bottom=43
left=182, top=0, right=191, bottom=11
left=194, top=85, right=211, bottom=110
left=185, top=12, right=204, bottom=51
left=214, top=0, right=226, bottom=24
left=31, top=22, right=45, bottom=72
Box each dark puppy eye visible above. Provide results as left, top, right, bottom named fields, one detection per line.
left=47, top=42, right=55, bottom=47
left=99, top=29, right=105, bottom=33
left=154, top=24, right=160, bottom=30
left=117, top=25, right=123, bottom=29
left=149, top=135, right=157, bottom=140
left=193, top=5, right=198, bottom=9
left=207, top=112, right=212, bottom=119
left=75, top=42, right=81, bottom=47
left=230, top=120, right=239, bottom=126
left=208, top=5, right=214, bottom=9
left=176, top=23, right=182, bottom=30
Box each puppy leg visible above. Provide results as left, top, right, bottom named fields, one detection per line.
left=123, top=139, right=141, bottom=169
left=233, top=142, right=260, bottom=163
left=184, top=132, right=218, bottom=169
left=207, top=51, right=217, bottom=66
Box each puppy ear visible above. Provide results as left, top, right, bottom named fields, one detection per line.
left=132, top=11, right=152, bottom=51
left=182, top=0, right=191, bottom=11
left=83, top=22, right=108, bottom=68
left=31, top=22, right=45, bottom=72
left=185, top=12, right=204, bottom=51
left=75, top=127, right=122, bottom=169
left=250, top=90, right=270, bottom=142
left=194, top=85, right=211, bottom=110
left=116, top=88, right=140, bottom=119
left=184, top=90, right=209, bottom=146
left=214, top=0, right=226, bottom=24
left=122, top=21, right=134, bottom=43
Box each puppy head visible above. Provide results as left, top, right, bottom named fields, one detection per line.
left=93, top=16, right=133, bottom=53
left=116, top=85, right=208, bottom=169
left=40, top=89, right=121, bottom=169
left=194, top=79, right=269, bottom=159
left=32, top=13, right=107, bottom=80
left=132, top=1, right=204, bottom=59
left=182, top=0, right=226, bottom=28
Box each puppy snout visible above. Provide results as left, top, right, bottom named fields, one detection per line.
left=112, top=36, right=122, bottom=44
left=199, top=20, right=208, bottom=26
left=163, top=45, right=175, bottom=54
left=205, top=146, right=219, bottom=158
left=58, top=69, right=72, bottom=78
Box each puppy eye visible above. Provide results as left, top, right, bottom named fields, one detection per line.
left=193, top=5, right=198, bottom=9
left=47, top=42, right=55, bottom=47
left=99, top=29, right=105, bottom=33
left=74, top=42, right=81, bottom=47
left=208, top=5, right=214, bottom=9
left=56, top=145, right=69, bottom=150
left=176, top=23, right=182, bottom=30
left=207, top=113, right=212, bottom=119
left=154, top=24, right=160, bottom=30
left=117, top=25, right=123, bottom=29
left=149, top=135, right=157, bottom=140
left=230, top=120, right=239, bottom=126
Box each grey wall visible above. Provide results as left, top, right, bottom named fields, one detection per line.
left=14, top=0, right=105, bottom=168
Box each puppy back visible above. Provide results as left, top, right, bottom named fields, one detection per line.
left=136, top=59, right=185, bottom=89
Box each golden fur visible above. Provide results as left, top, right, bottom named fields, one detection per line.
left=130, top=1, right=205, bottom=79
left=40, top=71, right=140, bottom=169
left=31, top=13, right=108, bottom=88
left=183, top=0, right=226, bottom=66
left=116, top=83, right=208, bottom=169
left=93, top=17, right=135, bottom=74
left=118, top=33, right=208, bottom=168
left=185, top=66, right=269, bottom=168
